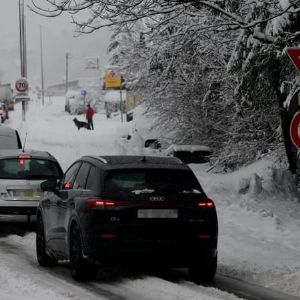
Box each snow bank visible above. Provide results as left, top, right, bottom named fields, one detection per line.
left=191, top=160, right=300, bottom=297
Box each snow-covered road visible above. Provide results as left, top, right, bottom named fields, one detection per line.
left=0, top=96, right=300, bottom=299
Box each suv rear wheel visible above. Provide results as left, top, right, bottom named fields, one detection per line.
left=69, top=224, right=96, bottom=281
left=36, top=216, right=57, bottom=267
left=188, top=255, right=217, bottom=284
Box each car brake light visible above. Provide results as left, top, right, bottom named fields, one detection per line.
left=18, top=155, right=32, bottom=159
left=64, top=182, right=72, bottom=189
left=198, top=201, right=214, bottom=207
left=100, top=234, right=117, bottom=239
left=197, top=234, right=211, bottom=239
left=87, top=198, right=116, bottom=209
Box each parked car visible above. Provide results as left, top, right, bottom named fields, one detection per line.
left=0, top=127, right=22, bottom=149
left=0, top=83, right=14, bottom=110
left=6, top=99, right=16, bottom=111
left=36, top=155, right=218, bottom=282
left=0, top=103, right=9, bottom=123
left=0, top=149, right=63, bottom=221
left=165, top=144, right=213, bottom=164
left=65, top=90, right=86, bottom=115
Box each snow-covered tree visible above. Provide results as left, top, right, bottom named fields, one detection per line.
left=31, top=0, right=300, bottom=171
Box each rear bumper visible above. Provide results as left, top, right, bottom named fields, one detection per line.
left=0, top=200, right=38, bottom=215
left=84, top=238, right=217, bottom=266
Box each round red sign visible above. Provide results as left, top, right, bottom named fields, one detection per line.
left=15, top=78, right=29, bottom=93
left=290, top=111, right=300, bottom=149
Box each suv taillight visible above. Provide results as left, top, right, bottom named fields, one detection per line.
left=87, top=198, right=116, bottom=209
left=197, top=200, right=215, bottom=207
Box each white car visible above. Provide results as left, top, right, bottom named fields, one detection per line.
left=0, top=149, right=63, bottom=221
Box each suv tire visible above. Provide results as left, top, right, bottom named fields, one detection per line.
left=69, top=224, right=96, bottom=281
left=188, top=254, right=217, bottom=284
left=36, top=216, right=57, bottom=267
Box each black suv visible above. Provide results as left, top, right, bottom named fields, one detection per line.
left=36, top=155, right=218, bottom=282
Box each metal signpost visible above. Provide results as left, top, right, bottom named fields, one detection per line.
left=103, top=67, right=123, bottom=122
left=15, top=78, right=28, bottom=94
left=18, top=0, right=28, bottom=121
left=81, top=89, right=87, bottom=110
left=15, top=77, right=29, bottom=120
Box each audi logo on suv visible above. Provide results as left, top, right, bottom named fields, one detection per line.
left=150, top=196, right=165, bottom=201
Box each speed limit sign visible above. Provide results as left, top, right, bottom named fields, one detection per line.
left=15, top=78, right=29, bottom=93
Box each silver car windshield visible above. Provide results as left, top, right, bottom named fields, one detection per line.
left=0, top=158, right=61, bottom=180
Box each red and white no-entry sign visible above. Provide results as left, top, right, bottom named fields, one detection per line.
left=290, top=111, right=300, bottom=149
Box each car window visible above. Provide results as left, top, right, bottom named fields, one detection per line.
left=60, top=162, right=81, bottom=190
left=86, top=165, right=100, bottom=193
left=104, top=169, right=203, bottom=195
left=73, top=162, right=91, bottom=189
left=0, top=158, right=62, bottom=180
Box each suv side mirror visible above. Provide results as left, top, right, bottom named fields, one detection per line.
left=41, top=179, right=57, bottom=192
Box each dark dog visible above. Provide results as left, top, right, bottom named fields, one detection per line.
left=73, top=118, right=90, bottom=130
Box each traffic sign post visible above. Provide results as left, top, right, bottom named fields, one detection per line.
left=15, top=78, right=29, bottom=93
left=286, top=48, right=300, bottom=186
left=81, top=89, right=87, bottom=109
left=15, top=77, right=29, bottom=122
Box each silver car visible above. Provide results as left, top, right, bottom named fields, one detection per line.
left=0, top=149, right=63, bottom=220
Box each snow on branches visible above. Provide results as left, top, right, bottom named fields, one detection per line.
left=31, top=0, right=300, bottom=170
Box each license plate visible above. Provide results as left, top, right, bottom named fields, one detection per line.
left=137, top=209, right=178, bottom=219
left=10, top=189, right=41, bottom=198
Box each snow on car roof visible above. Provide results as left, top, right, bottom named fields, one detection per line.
left=0, top=149, right=57, bottom=161
left=0, top=127, right=16, bottom=136
left=83, top=155, right=187, bottom=169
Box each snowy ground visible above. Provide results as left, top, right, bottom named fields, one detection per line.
left=1, top=95, right=300, bottom=299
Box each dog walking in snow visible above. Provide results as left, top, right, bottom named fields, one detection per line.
left=73, top=118, right=90, bottom=130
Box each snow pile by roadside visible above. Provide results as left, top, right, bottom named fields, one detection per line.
left=191, top=160, right=300, bottom=297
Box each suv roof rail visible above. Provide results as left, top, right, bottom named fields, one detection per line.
left=97, top=157, right=108, bottom=164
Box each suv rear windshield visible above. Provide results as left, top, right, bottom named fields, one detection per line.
left=105, top=169, right=204, bottom=194
left=0, top=158, right=61, bottom=180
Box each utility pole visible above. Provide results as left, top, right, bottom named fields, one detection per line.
left=65, top=52, right=69, bottom=111
left=18, top=0, right=28, bottom=121
left=40, top=25, right=45, bottom=106
left=120, top=88, right=123, bottom=122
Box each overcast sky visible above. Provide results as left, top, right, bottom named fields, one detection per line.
left=0, top=0, right=111, bottom=87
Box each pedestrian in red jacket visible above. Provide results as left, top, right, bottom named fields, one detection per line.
left=85, top=104, right=94, bottom=130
